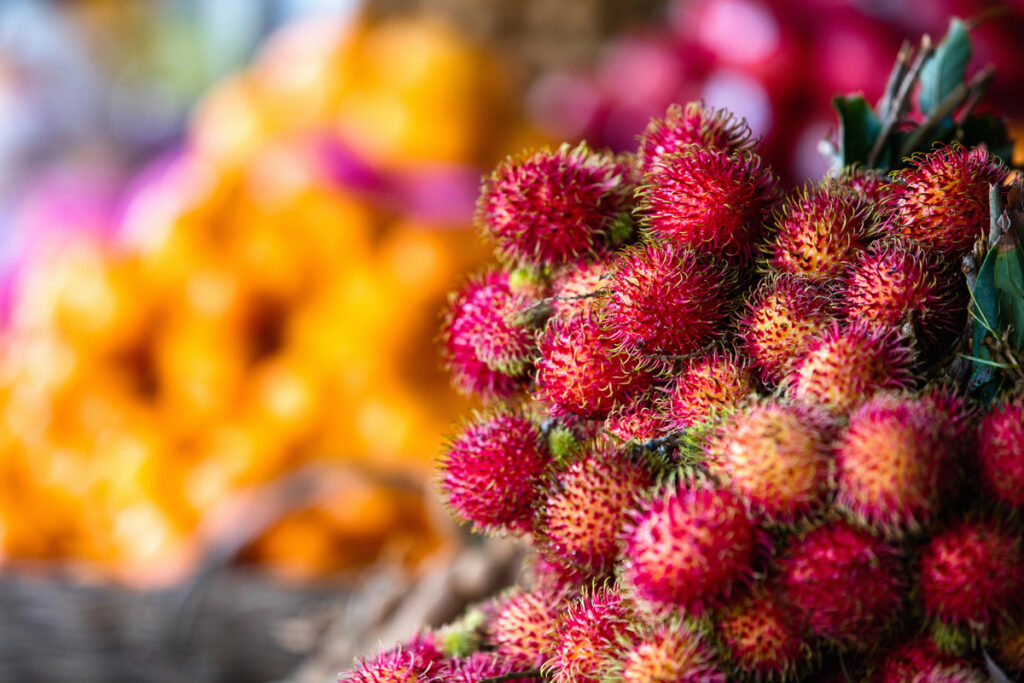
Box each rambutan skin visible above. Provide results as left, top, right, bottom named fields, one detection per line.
left=777, top=521, right=904, bottom=648
left=441, top=652, right=536, bottom=683
left=716, top=590, right=808, bottom=680
left=440, top=409, right=550, bottom=534
left=535, top=443, right=653, bottom=574
left=873, top=638, right=988, bottom=683
left=605, top=386, right=671, bottom=442
left=637, top=146, right=779, bottom=259
left=534, top=309, right=651, bottom=419
left=547, top=586, right=635, bottom=683
left=788, top=321, right=915, bottom=413
left=976, top=396, right=1024, bottom=509
left=838, top=166, right=891, bottom=205
left=339, top=648, right=425, bottom=683
left=738, top=274, right=836, bottom=385
left=477, top=143, right=634, bottom=268
left=705, top=400, right=835, bottom=523
left=637, top=101, right=755, bottom=174
left=840, top=237, right=966, bottom=352
left=619, top=624, right=725, bottom=683
left=604, top=241, right=738, bottom=360
left=492, top=587, right=569, bottom=669
left=623, top=485, right=760, bottom=615
left=662, top=350, right=758, bottom=431
left=768, top=179, right=877, bottom=280
left=919, top=519, right=1024, bottom=630
left=441, top=270, right=530, bottom=399
left=885, top=144, right=1006, bottom=258
left=834, top=391, right=966, bottom=537
left=550, top=259, right=611, bottom=317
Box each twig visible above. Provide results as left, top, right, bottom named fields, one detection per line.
left=867, top=35, right=934, bottom=167
left=479, top=670, right=544, bottom=683
left=899, top=65, right=995, bottom=158
left=876, top=40, right=912, bottom=119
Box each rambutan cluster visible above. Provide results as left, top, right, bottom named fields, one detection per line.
left=342, top=64, right=1024, bottom=680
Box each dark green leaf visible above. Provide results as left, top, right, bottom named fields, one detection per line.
left=993, top=235, right=1024, bottom=350
left=832, top=95, right=883, bottom=167
left=969, top=244, right=1000, bottom=389
left=918, top=17, right=971, bottom=116
left=961, top=113, right=1014, bottom=165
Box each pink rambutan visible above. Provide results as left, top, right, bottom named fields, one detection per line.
left=840, top=237, right=966, bottom=353
left=788, top=321, right=916, bottom=413
left=769, top=179, right=877, bottom=280
left=662, top=350, right=758, bottom=431
left=550, top=259, right=611, bottom=317
left=534, top=309, right=651, bottom=418
left=604, top=241, right=738, bottom=360
left=477, top=143, right=634, bottom=268
left=705, top=400, right=835, bottom=523
left=605, top=386, right=671, bottom=442
left=440, top=652, right=535, bottom=683
left=618, top=623, right=725, bottom=683
left=885, top=144, right=1006, bottom=258
left=716, top=590, right=808, bottom=680
left=919, top=519, right=1024, bottom=631
left=623, top=485, right=760, bottom=615
left=738, top=274, right=836, bottom=385
left=441, top=270, right=533, bottom=399
left=838, top=166, right=890, bottom=205
left=873, top=638, right=987, bottom=683
left=547, top=585, right=636, bottom=683
left=339, top=647, right=427, bottom=683
left=637, top=146, right=779, bottom=259
left=777, top=521, right=903, bottom=649
left=535, top=443, right=653, bottom=574
left=976, top=396, right=1024, bottom=509
left=834, top=392, right=964, bottom=537
left=492, top=586, right=570, bottom=669
left=439, top=408, right=549, bottom=534
left=637, top=101, right=755, bottom=174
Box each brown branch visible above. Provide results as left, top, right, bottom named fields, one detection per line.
left=867, top=35, right=934, bottom=167
left=899, top=65, right=995, bottom=157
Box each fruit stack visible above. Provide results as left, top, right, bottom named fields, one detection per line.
left=342, top=21, right=1024, bottom=682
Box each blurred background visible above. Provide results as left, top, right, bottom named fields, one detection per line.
left=0, top=0, right=1022, bottom=681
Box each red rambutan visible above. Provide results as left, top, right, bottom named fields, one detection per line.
left=477, top=143, right=634, bottom=268
left=777, top=521, right=903, bottom=649
left=441, top=270, right=533, bottom=399
left=716, top=590, right=808, bottom=680
left=662, top=350, right=758, bottom=431
left=550, top=259, right=611, bottom=317
left=873, top=638, right=987, bottom=683
left=840, top=237, right=966, bottom=353
left=919, top=519, right=1024, bottom=631
left=637, top=101, right=755, bottom=174
left=705, top=400, right=835, bottom=524
left=788, top=321, right=915, bottom=413
left=339, top=647, right=427, bottom=683
left=834, top=392, right=963, bottom=537
left=492, top=586, right=570, bottom=669
left=535, top=443, right=653, bottom=574
left=547, top=585, right=636, bottom=683
left=838, top=166, right=890, bottom=205
left=605, top=386, right=671, bottom=442
left=439, top=408, right=549, bottom=534
left=604, top=241, right=738, bottom=360
left=738, top=274, right=836, bottom=385
left=768, top=179, right=877, bottom=280
left=637, top=146, right=779, bottom=259
left=440, top=652, right=535, bottom=683
left=885, top=144, right=1006, bottom=258
left=976, top=396, right=1024, bottom=510
left=623, top=485, right=760, bottom=616
left=535, top=309, right=651, bottom=418
left=618, top=623, right=725, bottom=683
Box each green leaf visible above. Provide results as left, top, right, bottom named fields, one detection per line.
left=993, top=234, right=1024, bottom=350
left=832, top=95, right=883, bottom=167
left=969, top=244, right=1000, bottom=391
left=918, top=17, right=971, bottom=116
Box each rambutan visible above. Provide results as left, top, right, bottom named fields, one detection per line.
left=492, top=586, right=569, bottom=669
left=840, top=237, right=966, bottom=353
left=788, top=321, right=915, bottom=413
left=550, top=259, right=611, bottom=317
left=441, top=270, right=532, bottom=399
left=637, top=146, right=779, bottom=259
left=535, top=309, right=651, bottom=419
left=976, top=396, right=1024, bottom=509
left=777, top=521, right=903, bottom=648
left=919, top=519, right=1024, bottom=631
left=440, top=652, right=536, bottom=683
left=873, top=637, right=987, bottom=683
left=604, top=241, right=738, bottom=360
left=535, top=443, right=653, bottom=574
left=662, top=350, right=758, bottom=431
left=439, top=408, right=550, bottom=534
left=705, top=400, right=835, bottom=524
left=885, top=144, right=1006, bottom=258
left=738, top=274, right=836, bottom=385
left=994, top=619, right=1024, bottom=675
left=547, top=585, right=636, bottom=683
left=605, top=386, right=671, bottom=442
left=618, top=623, right=725, bottom=683
left=834, top=392, right=964, bottom=537
left=716, top=589, right=808, bottom=680
left=339, top=647, right=427, bottom=683
left=623, top=485, right=760, bottom=615
left=477, top=143, right=634, bottom=268
left=637, top=101, right=755, bottom=174
left=837, top=166, right=890, bottom=205
left=768, top=179, right=877, bottom=280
